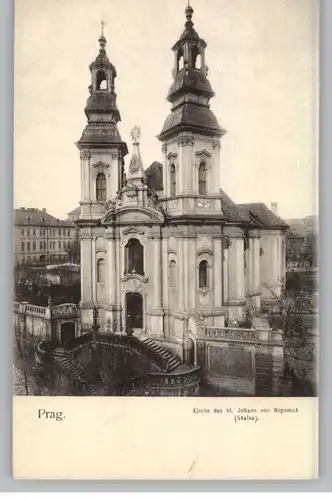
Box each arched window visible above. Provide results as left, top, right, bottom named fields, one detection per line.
left=198, top=162, right=207, bottom=195
left=96, top=173, right=106, bottom=201
left=191, top=46, right=201, bottom=69
left=97, top=258, right=106, bottom=283
left=96, top=70, right=107, bottom=90
left=125, top=238, right=144, bottom=275
left=169, top=260, right=177, bottom=288
left=177, top=49, right=184, bottom=71
left=199, top=260, right=208, bottom=288
left=170, top=164, right=176, bottom=196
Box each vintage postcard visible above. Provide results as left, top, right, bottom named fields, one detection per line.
left=13, top=0, right=318, bottom=480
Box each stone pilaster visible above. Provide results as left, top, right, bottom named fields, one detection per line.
left=188, top=238, right=196, bottom=311
left=222, top=238, right=229, bottom=305
left=253, top=237, right=261, bottom=295
left=213, top=237, right=223, bottom=308
left=105, top=228, right=116, bottom=305
left=91, top=237, right=96, bottom=303
left=80, top=150, right=91, bottom=202
left=228, top=237, right=245, bottom=302
left=152, top=236, right=162, bottom=309
left=177, top=140, right=184, bottom=194
left=108, top=151, right=122, bottom=200
left=178, top=237, right=185, bottom=311
left=162, top=237, right=169, bottom=310
left=81, top=233, right=93, bottom=304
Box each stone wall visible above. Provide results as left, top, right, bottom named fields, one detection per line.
left=188, top=318, right=284, bottom=396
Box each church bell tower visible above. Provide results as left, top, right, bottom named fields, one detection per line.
left=159, top=5, right=226, bottom=209
left=76, top=25, right=128, bottom=221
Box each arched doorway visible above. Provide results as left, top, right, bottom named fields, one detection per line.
left=60, top=322, right=76, bottom=344
left=125, top=292, right=143, bottom=334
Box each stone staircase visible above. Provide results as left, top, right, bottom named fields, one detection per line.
left=141, top=338, right=181, bottom=372
left=53, top=353, right=98, bottom=395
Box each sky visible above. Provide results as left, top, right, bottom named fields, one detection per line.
left=14, top=0, right=318, bottom=220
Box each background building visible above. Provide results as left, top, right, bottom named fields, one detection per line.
left=14, top=208, right=79, bottom=264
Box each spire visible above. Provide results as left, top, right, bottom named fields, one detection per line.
left=77, top=28, right=128, bottom=156
left=158, top=2, right=225, bottom=141
left=127, top=126, right=145, bottom=181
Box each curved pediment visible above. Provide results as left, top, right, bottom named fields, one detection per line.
left=101, top=205, right=165, bottom=226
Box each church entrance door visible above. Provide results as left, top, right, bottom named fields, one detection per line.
left=125, top=292, right=143, bottom=334
left=60, top=322, right=76, bottom=344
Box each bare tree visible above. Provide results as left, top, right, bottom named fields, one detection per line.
left=263, top=285, right=317, bottom=395
left=65, top=240, right=81, bottom=264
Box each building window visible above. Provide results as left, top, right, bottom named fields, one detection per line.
left=199, top=260, right=208, bottom=288
left=27, top=229, right=30, bottom=237
left=53, top=229, right=55, bottom=237
left=67, top=229, right=70, bottom=236
left=21, top=242, right=25, bottom=251
left=58, top=241, right=61, bottom=249
left=59, top=229, right=61, bottom=236
left=169, top=260, right=177, bottom=288
left=96, top=173, right=107, bottom=201
left=33, top=229, right=36, bottom=236
left=198, top=162, right=207, bottom=195
left=125, top=238, right=144, bottom=275
left=33, top=242, right=36, bottom=250
left=170, top=164, right=176, bottom=196
left=20, top=228, right=24, bottom=236
left=27, top=242, right=30, bottom=251
left=97, top=258, right=106, bottom=283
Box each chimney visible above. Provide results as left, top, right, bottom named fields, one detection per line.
left=271, top=202, right=278, bottom=216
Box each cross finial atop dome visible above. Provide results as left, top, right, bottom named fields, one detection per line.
left=99, top=20, right=107, bottom=49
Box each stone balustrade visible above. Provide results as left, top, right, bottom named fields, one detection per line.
left=196, top=325, right=283, bottom=346
left=13, top=301, right=79, bottom=320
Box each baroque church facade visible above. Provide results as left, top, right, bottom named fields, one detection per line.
left=75, top=6, right=287, bottom=344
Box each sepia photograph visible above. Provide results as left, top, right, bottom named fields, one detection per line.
left=13, top=0, right=318, bottom=400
